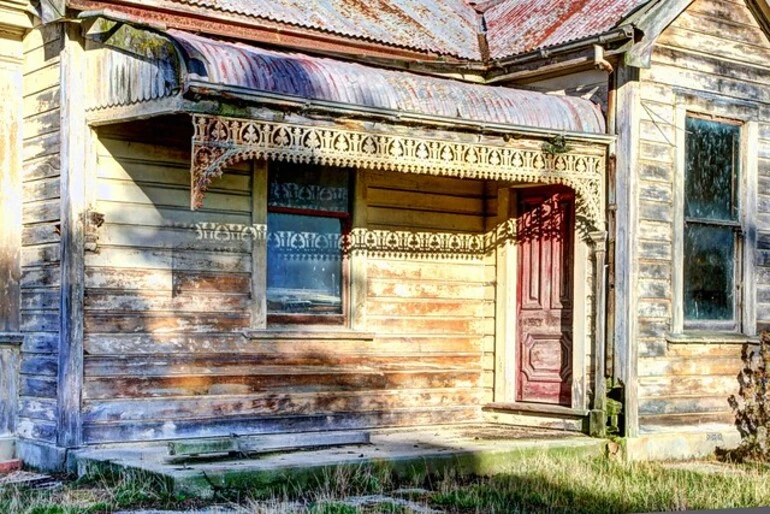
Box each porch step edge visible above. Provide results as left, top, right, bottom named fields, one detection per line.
left=484, top=402, right=589, bottom=418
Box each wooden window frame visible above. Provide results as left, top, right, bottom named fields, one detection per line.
left=265, top=205, right=351, bottom=326
left=672, top=105, right=758, bottom=337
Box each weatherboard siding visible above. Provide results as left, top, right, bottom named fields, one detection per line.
left=17, top=25, right=64, bottom=444
left=634, top=0, right=770, bottom=430
left=82, top=118, right=486, bottom=444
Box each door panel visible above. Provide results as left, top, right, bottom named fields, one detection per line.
left=516, top=187, right=574, bottom=405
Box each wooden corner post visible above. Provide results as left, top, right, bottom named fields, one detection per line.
left=57, top=23, right=87, bottom=450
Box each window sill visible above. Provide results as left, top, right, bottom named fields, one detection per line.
left=666, top=332, right=759, bottom=345
left=243, top=328, right=375, bottom=341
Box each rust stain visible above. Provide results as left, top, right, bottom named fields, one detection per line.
left=485, top=0, right=648, bottom=58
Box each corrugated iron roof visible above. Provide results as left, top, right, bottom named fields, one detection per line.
left=170, top=29, right=606, bottom=134
left=117, top=0, right=483, bottom=59
left=485, top=0, right=649, bottom=59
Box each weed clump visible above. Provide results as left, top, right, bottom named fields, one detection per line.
left=721, top=331, right=770, bottom=463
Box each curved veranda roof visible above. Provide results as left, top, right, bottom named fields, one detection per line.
left=169, top=30, right=606, bottom=135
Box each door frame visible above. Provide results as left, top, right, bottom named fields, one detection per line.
left=493, top=185, right=590, bottom=412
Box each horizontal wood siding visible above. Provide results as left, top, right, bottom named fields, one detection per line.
left=635, top=0, right=770, bottom=430
left=83, top=119, right=485, bottom=444
left=17, top=25, right=63, bottom=444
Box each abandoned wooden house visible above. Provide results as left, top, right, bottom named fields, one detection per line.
left=1, top=0, right=769, bottom=470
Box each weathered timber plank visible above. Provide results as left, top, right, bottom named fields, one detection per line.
left=638, top=200, right=673, bottom=223
left=22, top=200, right=60, bottom=223
left=20, top=312, right=59, bottom=332
left=638, top=160, right=673, bottom=183
left=638, top=356, right=742, bottom=377
left=367, top=279, right=490, bottom=300
left=367, top=207, right=485, bottom=232
left=21, top=244, right=60, bottom=267
left=638, top=375, right=737, bottom=398
left=84, top=312, right=250, bottom=334
left=657, top=27, right=770, bottom=68
left=83, top=354, right=481, bottom=377
left=19, top=376, right=57, bottom=398
left=85, top=247, right=250, bottom=272
left=22, top=224, right=60, bottom=246
left=83, top=291, right=251, bottom=313
left=636, top=299, right=670, bottom=318
left=22, top=177, right=60, bottom=202
left=22, top=132, right=60, bottom=162
left=96, top=157, right=250, bottom=191
left=639, top=412, right=733, bottom=428
left=168, top=431, right=371, bottom=459
left=23, top=154, right=59, bottom=181
left=366, top=259, right=486, bottom=282
left=82, top=388, right=483, bottom=423
left=82, top=407, right=480, bottom=444
left=20, top=354, right=58, bottom=376
left=18, top=398, right=57, bottom=422
left=21, top=333, right=59, bottom=353
left=83, top=334, right=480, bottom=356
left=21, top=291, right=59, bottom=310
left=96, top=180, right=250, bottom=212
left=22, top=88, right=60, bottom=120
left=16, top=418, right=57, bottom=443
left=96, top=201, right=251, bottom=226
left=83, top=371, right=481, bottom=399
left=97, top=223, right=251, bottom=253
left=21, top=266, right=61, bottom=288
left=639, top=396, right=732, bottom=416
left=365, top=170, right=484, bottom=196
left=367, top=188, right=484, bottom=215
left=366, top=298, right=489, bottom=317
left=365, top=317, right=490, bottom=335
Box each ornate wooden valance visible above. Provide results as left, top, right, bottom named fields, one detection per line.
left=191, top=114, right=607, bottom=229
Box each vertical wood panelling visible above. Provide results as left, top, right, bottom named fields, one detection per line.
left=635, top=0, right=770, bottom=430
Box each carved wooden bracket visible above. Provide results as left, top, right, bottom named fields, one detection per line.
left=190, top=114, right=607, bottom=229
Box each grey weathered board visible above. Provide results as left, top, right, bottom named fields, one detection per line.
left=167, top=430, right=371, bottom=462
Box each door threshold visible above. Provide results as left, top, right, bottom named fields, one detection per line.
left=484, top=402, right=588, bottom=418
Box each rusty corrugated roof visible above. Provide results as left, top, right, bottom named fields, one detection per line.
left=171, top=29, right=606, bottom=134
left=114, top=0, right=484, bottom=59
left=485, top=0, right=649, bottom=59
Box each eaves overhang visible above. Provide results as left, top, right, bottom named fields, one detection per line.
left=81, top=18, right=613, bottom=231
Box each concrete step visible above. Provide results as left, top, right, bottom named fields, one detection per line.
left=0, top=436, right=15, bottom=461
left=74, top=424, right=608, bottom=499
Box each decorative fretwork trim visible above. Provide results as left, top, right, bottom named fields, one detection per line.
left=191, top=115, right=606, bottom=228
left=191, top=223, right=518, bottom=260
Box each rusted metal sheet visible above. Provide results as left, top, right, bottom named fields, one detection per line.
left=106, top=0, right=483, bottom=59
left=171, top=30, right=606, bottom=133
left=485, top=0, right=649, bottom=59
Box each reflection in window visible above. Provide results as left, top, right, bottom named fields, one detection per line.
left=266, top=164, right=351, bottom=321
left=683, top=116, right=741, bottom=326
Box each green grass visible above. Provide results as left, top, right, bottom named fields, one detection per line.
left=2, top=454, right=770, bottom=513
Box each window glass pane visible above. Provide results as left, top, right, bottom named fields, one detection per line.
left=685, top=117, right=740, bottom=221
left=683, top=224, right=735, bottom=321
left=266, top=213, right=343, bottom=315
left=268, top=164, right=349, bottom=213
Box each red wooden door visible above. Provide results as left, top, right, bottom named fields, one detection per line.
left=516, top=187, right=574, bottom=405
